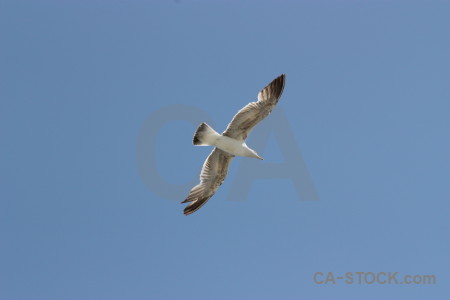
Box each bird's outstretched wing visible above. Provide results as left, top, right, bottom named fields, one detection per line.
left=182, top=148, right=234, bottom=215
left=222, top=74, right=285, bottom=140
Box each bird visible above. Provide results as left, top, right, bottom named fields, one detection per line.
left=182, top=74, right=286, bottom=215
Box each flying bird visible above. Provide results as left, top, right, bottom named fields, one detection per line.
left=182, top=74, right=286, bottom=215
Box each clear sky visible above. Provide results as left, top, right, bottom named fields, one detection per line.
left=1, top=1, right=449, bottom=299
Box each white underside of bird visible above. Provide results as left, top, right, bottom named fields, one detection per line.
left=192, top=122, right=263, bottom=160
left=182, top=74, right=286, bottom=215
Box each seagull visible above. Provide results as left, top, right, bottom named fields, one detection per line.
left=182, top=74, right=286, bottom=215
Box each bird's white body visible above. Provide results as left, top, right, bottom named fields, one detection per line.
left=182, top=74, right=285, bottom=215
left=194, top=123, right=262, bottom=159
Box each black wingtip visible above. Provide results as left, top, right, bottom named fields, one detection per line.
left=276, top=74, right=286, bottom=82
left=276, top=74, right=286, bottom=92
left=264, top=74, right=285, bottom=102
left=183, top=196, right=212, bottom=215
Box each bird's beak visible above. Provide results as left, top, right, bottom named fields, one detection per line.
left=256, top=155, right=263, bottom=160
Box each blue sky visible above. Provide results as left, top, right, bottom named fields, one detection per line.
left=1, top=1, right=449, bottom=299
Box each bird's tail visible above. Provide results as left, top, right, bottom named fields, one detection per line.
left=193, top=123, right=219, bottom=146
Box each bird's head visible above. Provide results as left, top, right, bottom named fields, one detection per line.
left=251, top=150, right=263, bottom=160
